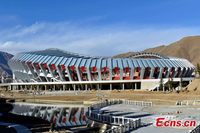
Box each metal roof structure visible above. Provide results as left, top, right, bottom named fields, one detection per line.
left=8, top=49, right=195, bottom=83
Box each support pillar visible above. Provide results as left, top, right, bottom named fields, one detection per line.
left=33, top=86, right=36, bottom=103
left=9, top=85, right=12, bottom=91
left=37, top=85, right=39, bottom=91
left=166, top=68, right=171, bottom=78
left=53, top=85, right=55, bottom=91
left=122, top=118, right=125, bottom=125
left=110, top=83, right=112, bottom=91
left=85, top=84, right=88, bottom=91
left=179, top=80, right=182, bottom=91
left=73, top=84, right=76, bottom=91
left=45, top=85, right=47, bottom=91
left=122, top=83, right=125, bottom=90
left=113, top=117, right=116, bottom=124
left=140, top=68, right=145, bottom=79
left=12, top=85, right=15, bottom=91
left=78, top=85, right=80, bottom=91
left=159, top=68, right=164, bottom=78
left=63, top=85, right=66, bottom=91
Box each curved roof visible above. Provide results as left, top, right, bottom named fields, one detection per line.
left=26, top=48, right=106, bottom=59
left=11, top=50, right=195, bottom=70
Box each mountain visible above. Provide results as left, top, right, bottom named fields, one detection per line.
left=114, top=36, right=200, bottom=65
left=0, top=51, right=13, bottom=76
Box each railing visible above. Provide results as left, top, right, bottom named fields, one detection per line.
left=105, top=119, right=141, bottom=133
left=88, top=111, right=141, bottom=126
left=176, top=100, right=200, bottom=106
left=90, top=99, right=123, bottom=109
left=90, top=99, right=152, bottom=110
left=122, top=100, right=152, bottom=107
left=87, top=99, right=152, bottom=133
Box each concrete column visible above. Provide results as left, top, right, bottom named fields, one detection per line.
left=33, top=87, right=36, bottom=103
left=45, top=85, right=47, bottom=91
left=130, top=68, right=134, bottom=80
left=56, top=65, right=64, bottom=81
left=179, top=80, right=182, bottom=91
left=120, top=68, right=123, bottom=80
left=110, top=83, right=112, bottom=90
left=173, top=68, right=178, bottom=78
left=135, top=83, right=137, bottom=90
left=140, top=68, right=145, bottom=79
left=112, top=116, right=115, bottom=124
left=85, top=84, right=88, bottom=90
left=97, top=69, right=102, bottom=81
left=53, top=85, right=55, bottom=91
left=32, top=64, right=43, bottom=81
left=39, top=64, right=49, bottom=82
left=73, top=84, right=76, bottom=91
left=86, top=67, right=92, bottom=81
left=37, top=85, right=39, bottom=91
left=109, top=69, right=112, bottom=81
left=9, top=85, right=12, bottom=91
left=122, top=83, right=125, bottom=90
left=159, top=68, right=164, bottom=78
left=75, top=67, right=82, bottom=81
left=47, top=65, right=55, bottom=81
left=122, top=118, right=125, bottom=125
left=150, top=68, right=155, bottom=78
left=63, top=85, right=66, bottom=91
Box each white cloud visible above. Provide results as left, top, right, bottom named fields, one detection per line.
left=0, top=22, right=199, bottom=56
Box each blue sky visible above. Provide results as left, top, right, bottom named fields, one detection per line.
left=0, top=0, right=200, bottom=55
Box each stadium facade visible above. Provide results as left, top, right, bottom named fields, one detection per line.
left=7, top=49, right=195, bottom=91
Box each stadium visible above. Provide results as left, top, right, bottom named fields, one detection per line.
left=7, top=49, right=195, bottom=91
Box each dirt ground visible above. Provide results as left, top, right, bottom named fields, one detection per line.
left=1, top=88, right=200, bottom=105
